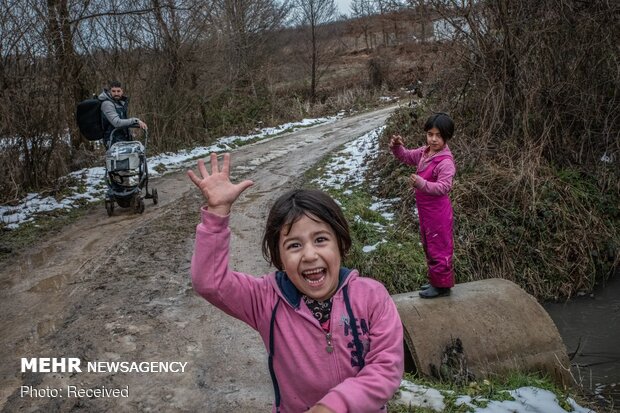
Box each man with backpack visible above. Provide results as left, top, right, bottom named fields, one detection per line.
left=98, top=80, right=147, bottom=149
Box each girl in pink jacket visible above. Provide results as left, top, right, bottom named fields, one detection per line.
left=188, top=153, right=404, bottom=413
left=390, top=113, right=457, bottom=299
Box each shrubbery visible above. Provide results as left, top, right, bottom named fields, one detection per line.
left=370, top=0, right=619, bottom=299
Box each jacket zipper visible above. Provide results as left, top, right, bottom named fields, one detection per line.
left=296, top=298, right=342, bottom=382
left=325, top=332, right=333, bottom=353
left=327, top=305, right=343, bottom=384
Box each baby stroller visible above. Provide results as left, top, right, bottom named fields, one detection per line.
left=104, top=128, right=158, bottom=216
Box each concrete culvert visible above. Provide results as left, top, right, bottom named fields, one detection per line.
left=392, top=278, right=571, bottom=385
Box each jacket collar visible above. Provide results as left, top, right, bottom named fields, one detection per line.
left=424, top=144, right=452, bottom=159
left=274, top=267, right=352, bottom=308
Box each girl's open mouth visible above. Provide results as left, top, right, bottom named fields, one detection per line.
left=302, top=268, right=326, bottom=285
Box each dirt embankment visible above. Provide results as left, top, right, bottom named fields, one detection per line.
left=0, top=105, right=398, bottom=413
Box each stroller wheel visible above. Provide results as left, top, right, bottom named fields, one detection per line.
left=105, top=199, right=114, bottom=217
left=152, top=188, right=158, bottom=205
left=134, top=197, right=145, bottom=214
left=117, top=198, right=131, bottom=208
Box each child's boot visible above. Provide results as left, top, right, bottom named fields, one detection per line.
left=419, top=286, right=451, bottom=299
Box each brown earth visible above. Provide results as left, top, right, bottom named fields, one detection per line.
left=0, top=104, right=398, bottom=413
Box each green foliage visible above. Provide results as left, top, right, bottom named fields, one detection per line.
left=387, top=404, right=441, bottom=413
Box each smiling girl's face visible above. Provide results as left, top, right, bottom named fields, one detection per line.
left=278, top=214, right=341, bottom=302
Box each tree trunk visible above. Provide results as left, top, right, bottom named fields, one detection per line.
left=46, top=0, right=86, bottom=150
left=310, top=22, right=318, bottom=103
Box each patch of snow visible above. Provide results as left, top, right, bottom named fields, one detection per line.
left=313, top=126, right=384, bottom=190
left=395, top=381, right=594, bottom=413
left=470, top=387, right=595, bottom=413
left=379, top=96, right=399, bottom=103
left=600, top=152, right=614, bottom=163
left=369, top=197, right=400, bottom=221
left=393, top=380, right=445, bottom=411
left=362, top=239, right=387, bottom=253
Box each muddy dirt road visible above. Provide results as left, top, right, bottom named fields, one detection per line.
left=0, top=105, right=398, bottom=412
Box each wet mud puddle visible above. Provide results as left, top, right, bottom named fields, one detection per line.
left=545, top=274, right=620, bottom=406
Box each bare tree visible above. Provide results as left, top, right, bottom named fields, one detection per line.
left=292, top=0, right=337, bottom=103
left=209, top=0, right=291, bottom=93
left=0, top=0, right=83, bottom=194
left=380, top=0, right=406, bottom=45
left=404, top=0, right=430, bottom=41
left=350, top=0, right=376, bottom=49
left=0, top=0, right=204, bottom=197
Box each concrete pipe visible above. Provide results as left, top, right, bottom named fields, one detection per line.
left=392, top=278, right=571, bottom=385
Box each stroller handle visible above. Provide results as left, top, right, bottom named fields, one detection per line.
left=109, top=127, right=149, bottom=150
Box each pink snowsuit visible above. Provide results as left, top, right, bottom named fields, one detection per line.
left=391, top=144, right=456, bottom=288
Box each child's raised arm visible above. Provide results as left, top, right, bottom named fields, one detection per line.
left=390, top=135, right=424, bottom=166
left=187, top=152, right=254, bottom=216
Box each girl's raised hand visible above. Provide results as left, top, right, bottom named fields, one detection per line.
left=389, top=135, right=404, bottom=148
left=187, top=152, right=254, bottom=216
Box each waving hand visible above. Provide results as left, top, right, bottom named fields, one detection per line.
left=187, top=153, right=254, bottom=216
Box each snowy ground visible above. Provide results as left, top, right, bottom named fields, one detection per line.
left=0, top=114, right=595, bottom=413
left=394, top=380, right=594, bottom=413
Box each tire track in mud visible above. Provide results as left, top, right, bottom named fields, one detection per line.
left=0, top=104, right=398, bottom=412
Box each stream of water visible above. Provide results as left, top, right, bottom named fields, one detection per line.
left=544, top=272, right=620, bottom=407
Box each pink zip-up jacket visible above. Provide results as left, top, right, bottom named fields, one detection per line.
left=191, top=208, right=404, bottom=413
left=391, top=144, right=455, bottom=195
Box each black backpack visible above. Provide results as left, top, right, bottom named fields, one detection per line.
left=76, top=97, right=104, bottom=141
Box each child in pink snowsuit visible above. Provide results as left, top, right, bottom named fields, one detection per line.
left=389, top=113, right=456, bottom=298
